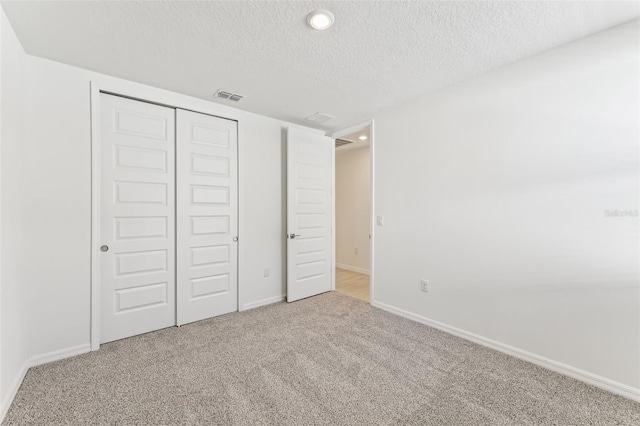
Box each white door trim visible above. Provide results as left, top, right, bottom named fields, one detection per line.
left=90, top=83, right=101, bottom=350
left=90, top=80, right=243, bottom=350
left=329, top=120, right=375, bottom=304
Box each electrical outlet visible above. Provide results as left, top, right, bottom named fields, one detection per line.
left=354, top=247, right=358, bottom=254
left=264, top=267, right=271, bottom=278
left=421, top=280, right=429, bottom=292
left=377, top=215, right=384, bottom=226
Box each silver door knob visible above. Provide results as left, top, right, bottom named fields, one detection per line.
left=233, top=236, right=238, bottom=242
left=100, top=245, right=109, bottom=252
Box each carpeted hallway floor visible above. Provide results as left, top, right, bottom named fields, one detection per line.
left=3, top=292, right=639, bottom=425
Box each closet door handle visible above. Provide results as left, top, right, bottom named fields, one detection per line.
left=233, top=236, right=238, bottom=242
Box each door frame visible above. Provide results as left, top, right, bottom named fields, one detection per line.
left=90, top=80, right=243, bottom=350
left=329, top=120, right=375, bottom=304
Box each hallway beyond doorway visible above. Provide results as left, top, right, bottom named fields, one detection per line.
left=335, top=268, right=369, bottom=302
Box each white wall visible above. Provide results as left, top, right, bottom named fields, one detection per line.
left=0, top=36, right=317, bottom=416
left=372, top=19, right=639, bottom=395
left=0, top=9, right=28, bottom=418
left=19, top=55, right=312, bottom=359
left=240, top=118, right=289, bottom=308
left=0, top=27, right=330, bottom=410
left=335, top=146, right=370, bottom=273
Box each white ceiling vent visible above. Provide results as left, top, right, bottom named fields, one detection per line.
left=335, top=139, right=352, bottom=148
left=214, top=89, right=245, bottom=102
left=304, top=112, right=335, bottom=124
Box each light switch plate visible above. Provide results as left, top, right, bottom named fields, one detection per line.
left=377, top=215, right=384, bottom=226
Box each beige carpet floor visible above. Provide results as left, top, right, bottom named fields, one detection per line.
left=3, top=292, right=639, bottom=425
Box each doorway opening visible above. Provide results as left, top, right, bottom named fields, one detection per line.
left=332, top=124, right=372, bottom=303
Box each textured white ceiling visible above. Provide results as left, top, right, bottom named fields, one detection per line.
left=2, top=1, right=638, bottom=131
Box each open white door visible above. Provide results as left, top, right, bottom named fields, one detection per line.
left=176, top=109, right=238, bottom=325
left=287, top=127, right=333, bottom=302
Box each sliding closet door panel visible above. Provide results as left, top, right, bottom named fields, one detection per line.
left=100, top=94, right=176, bottom=343
left=176, top=109, right=238, bottom=325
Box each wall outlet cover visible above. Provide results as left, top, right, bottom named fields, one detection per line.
left=421, top=280, right=429, bottom=292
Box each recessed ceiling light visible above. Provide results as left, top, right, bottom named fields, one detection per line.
left=307, top=9, right=335, bottom=30
left=359, top=135, right=368, bottom=141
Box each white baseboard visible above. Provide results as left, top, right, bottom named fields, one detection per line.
left=28, top=343, right=91, bottom=368
left=336, top=263, right=370, bottom=275
left=241, top=294, right=286, bottom=311
left=0, top=361, right=29, bottom=424
left=372, top=300, right=640, bottom=402
left=0, top=343, right=91, bottom=423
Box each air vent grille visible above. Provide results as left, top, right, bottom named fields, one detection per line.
left=335, top=139, right=353, bottom=148
left=215, top=89, right=245, bottom=102
left=305, top=112, right=335, bottom=124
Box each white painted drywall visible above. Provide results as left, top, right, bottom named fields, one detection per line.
left=335, top=146, right=370, bottom=273
left=0, top=8, right=27, bottom=416
left=1, top=53, right=316, bottom=369
left=372, top=20, right=639, bottom=391
left=21, top=56, right=92, bottom=363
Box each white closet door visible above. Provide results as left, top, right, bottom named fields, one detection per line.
left=100, top=94, right=176, bottom=343
left=287, top=127, right=333, bottom=302
left=176, top=109, right=238, bottom=326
